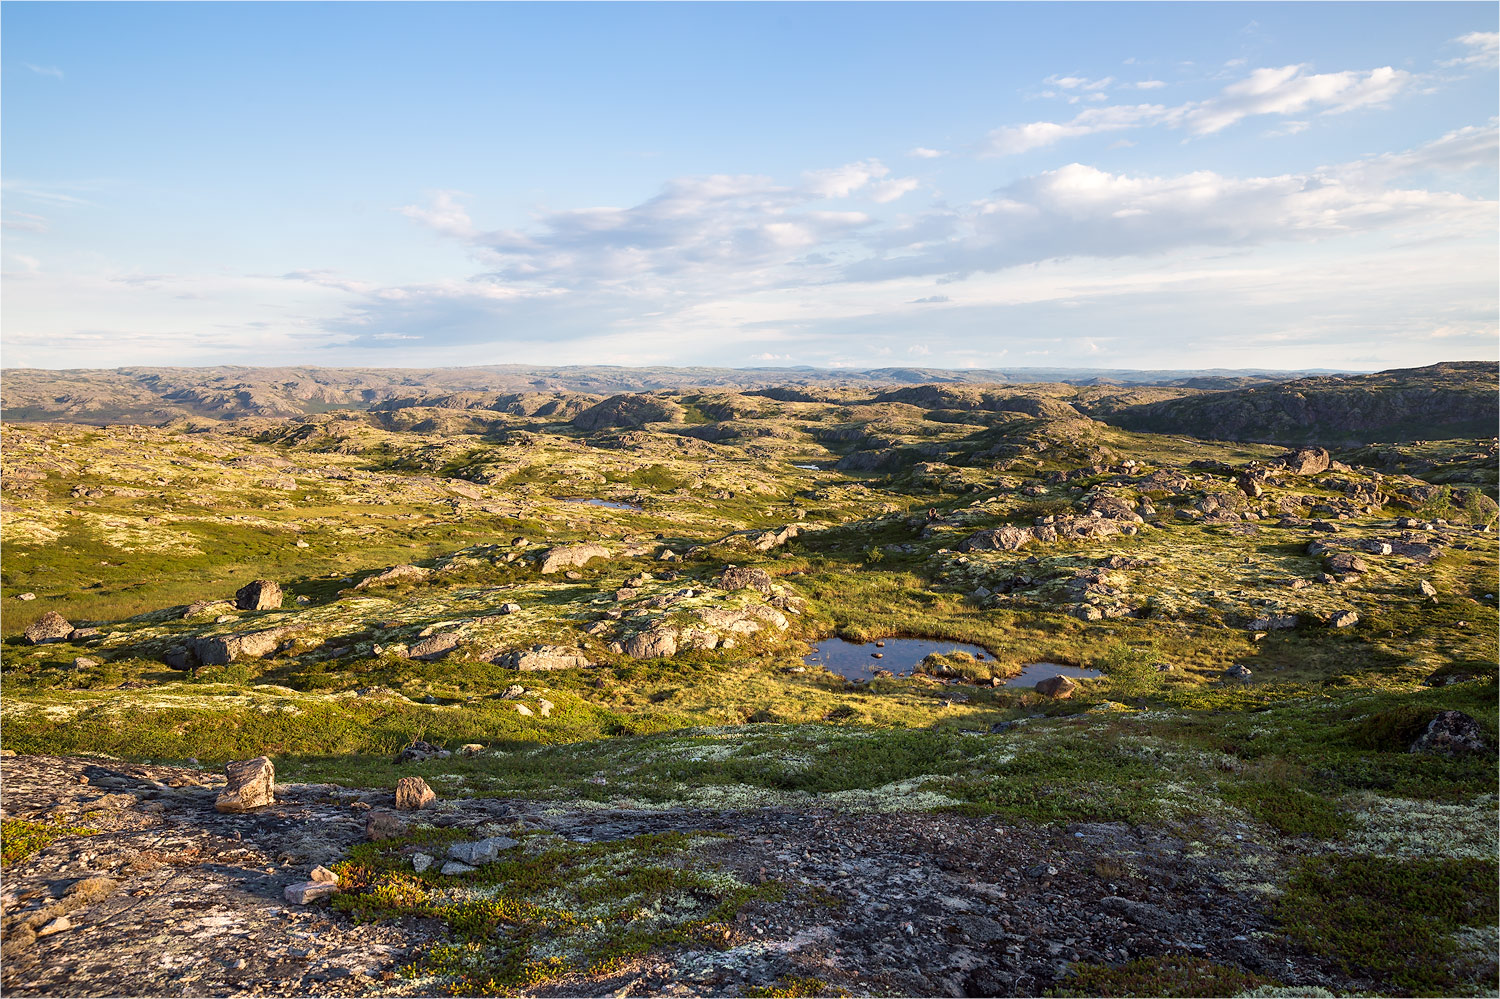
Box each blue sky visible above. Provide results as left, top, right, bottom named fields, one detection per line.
left=3, top=2, right=1496, bottom=371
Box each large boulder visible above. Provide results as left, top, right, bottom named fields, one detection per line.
left=571, top=394, right=685, bottom=431
left=407, top=634, right=462, bottom=661
left=494, top=645, right=593, bottom=671
left=1283, top=447, right=1331, bottom=476
left=960, top=525, right=1034, bottom=552
left=234, top=580, right=282, bottom=611
left=1323, top=552, right=1367, bottom=575
left=539, top=544, right=610, bottom=574
left=192, top=627, right=289, bottom=665
left=1034, top=675, right=1077, bottom=698
left=354, top=564, right=431, bottom=590
left=618, top=626, right=679, bottom=660
left=394, top=776, right=437, bottom=810
left=694, top=605, right=788, bottom=634
left=23, top=611, right=73, bottom=645
left=718, top=566, right=774, bottom=596
left=1410, top=711, right=1488, bottom=756
left=215, top=756, right=275, bottom=813
left=1247, top=614, right=1298, bottom=631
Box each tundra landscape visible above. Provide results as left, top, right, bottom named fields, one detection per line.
left=1, top=361, right=1496, bottom=997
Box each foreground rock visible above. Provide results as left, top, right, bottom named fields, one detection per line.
left=1, top=752, right=1351, bottom=999
left=1034, top=675, right=1077, bottom=698
left=215, top=756, right=275, bottom=813
left=394, top=776, right=437, bottom=810
left=539, top=543, right=611, bottom=574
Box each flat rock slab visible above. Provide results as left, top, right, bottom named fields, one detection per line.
left=0, top=753, right=1347, bottom=998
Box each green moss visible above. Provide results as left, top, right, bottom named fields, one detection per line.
left=1273, top=855, right=1499, bottom=994
left=1048, top=956, right=1275, bottom=997
left=744, top=975, right=840, bottom=997
left=0, top=817, right=98, bottom=868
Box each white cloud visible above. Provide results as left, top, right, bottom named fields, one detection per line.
left=399, top=190, right=475, bottom=238
left=1128, top=79, right=1167, bottom=90
left=1338, top=119, right=1499, bottom=184
left=1442, top=31, right=1499, bottom=68
left=984, top=62, right=1414, bottom=156
left=803, top=159, right=889, bottom=198
left=869, top=177, right=921, bottom=203
left=1046, top=74, right=1115, bottom=91
left=22, top=63, right=63, bottom=79
left=908, top=147, right=946, bottom=159
left=2, top=211, right=49, bottom=233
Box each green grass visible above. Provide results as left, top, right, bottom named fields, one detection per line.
left=1273, top=855, right=1499, bottom=994
left=0, top=818, right=98, bottom=869
left=1048, top=956, right=1276, bottom=997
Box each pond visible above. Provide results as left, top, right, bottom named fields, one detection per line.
left=802, top=637, right=993, bottom=681
left=1003, top=663, right=1103, bottom=688
left=554, top=497, right=644, bottom=511
left=792, top=463, right=823, bottom=470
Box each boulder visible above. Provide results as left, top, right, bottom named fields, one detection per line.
left=1410, top=711, right=1488, bottom=756
left=1034, top=675, right=1077, bottom=698
left=215, top=756, right=275, bottom=813
left=407, top=634, right=462, bottom=661
left=309, top=865, right=339, bottom=884
left=365, top=810, right=408, bottom=841
left=1323, top=552, right=1367, bottom=575
left=192, top=627, right=288, bottom=665
left=959, top=525, right=1033, bottom=552
left=440, top=861, right=475, bottom=876
left=1247, top=614, right=1298, bottom=631
left=459, top=744, right=485, bottom=757
left=1328, top=610, right=1359, bottom=629
left=1418, top=579, right=1437, bottom=598
left=23, top=611, right=74, bottom=645
left=620, top=626, right=679, bottom=659
left=694, top=605, right=788, bottom=633
left=718, top=566, right=775, bottom=595
left=234, top=580, right=282, bottom=611
left=411, top=853, right=434, bottom=874
left=446, top=836, right=518, bottom=866
left=499, top=602, right=521, bottom=614
left=354, top=564, right=431, bottom=590
left=396, top=740, right=450, bottom=763
left=1223, top=664, right=1253, bottom=681
left=1283, top=447, right=1331, bottom=476
left=394, top=776, right=437, bottom=810
left=539, top=543, right=611, bottom=574
left=283, top=881, right=337, bottom=905
left=494, top=644, right=593, bottom=671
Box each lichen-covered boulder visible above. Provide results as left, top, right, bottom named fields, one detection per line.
left=394, top=776, right=437, bottom=810
left=1283, top=447, right=1331, bottom=476
left=234, top=579, right=282, bottom=611
left=960, top=525, right=1033, bottom=552
left=539, top=544, right=610, bottom=574
left=494, top=645, right=593, bottom=671
left=1410, top=711, right=1488, bottom=756
left=23, top=611, right=73, bottom=645
left=1034, top=675, right=1077, bottom=698
left=718, top=566, right=774, bottom=595
left=215, top=756, right=275, bottom=813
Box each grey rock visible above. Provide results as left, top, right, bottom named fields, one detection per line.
left=1328, top=610, right=1359, bottom=628
left=23, top=611, right=73, bottom=645
left=394, top=776, right=437, bottom=810
left=494, top=644, right=593, bottom=671
left=1034, top=676, right=1077, bottom=698
left=411, top=853, right=434, bottom=874
left=1410, top=711, right=1488, bottom=756
left=235, top=580, right=283, bottom=611
left=407, top=634, right=461, bottom=661
left=215, top=756, right=275, bottom=813
left=446, top=836, right=518, bottom=865
left=539, top=543, right=610, bottom=574
left=440, top=861, right=475, bottom=876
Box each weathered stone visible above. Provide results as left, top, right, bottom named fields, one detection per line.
left=960, top=525, right=1033, bottom=553
left=447, top=837, right=518, bottom=865
left=1069, top=605, right=1103, bottom=622
left=23, top=612, right=73, bottom=645
left=365, top=810, right=408, bottom=841
left=407, top=634, right=461, bottom=661
left=1328, top=610, right=1359, bottom=628
left=1034, top=676, right=1077, bottom=698
left=499, top=602, right=521, bottom=614
left=717, top=566, right=775, bottom=595
left=1322, top=551, right=1367, bottom=574
left=310, top=865, right=339, bottom=884
left=459, top=743, right=485, bottom=757
left=1418, top=579, right=1438, bottom=598
left=1283, top=447, right=1331, bottom=476
left=538, top=699, right=554, bottom=718
left=192, top=627, right=288, bottom=665
left=284, top=880, right=338, bottom=905
left=71, top=657, right=99, bottom=670
left=1247, top=614, right=1298, bottom=631
left=1224, top=664, right=1253, bottom=680
left=15, top=592, right=35, bottom=601
left=411, top=853, right=434, bottom=874
left=396, top=740, right=449, bottom=763
left=620, top=626, right=679, bottom=659
left=234, top=580, right=282, bottom=611
left=1410, top=711, right=1488, bottom=756
left=494, top=644, right=593, bottom=671
left=36, top=916, right=72, bottom=937
left=354, top=564, right=431, bottom=590
left=539, top=543, right=610, bottom=574
left=394, top=776, right=437, bottom=810
left=440, top=861, right=476, bottom=876
left=215, top=756, right=275, bottom=813
left=514, top=703, right=534, bottom=717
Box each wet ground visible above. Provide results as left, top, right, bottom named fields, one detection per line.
left=554, top=497, right=645, bottom=511
left=802, top=638, right=994, bottom=681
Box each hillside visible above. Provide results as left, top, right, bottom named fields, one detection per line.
left=1101, top=362, right=1499, bottom=445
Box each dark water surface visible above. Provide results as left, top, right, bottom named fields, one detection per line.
left=555, top=497, right=645, bottom=511
left=803, top=637, right=993, bottom=681
left=1003, top=662, right=1103, bottom=688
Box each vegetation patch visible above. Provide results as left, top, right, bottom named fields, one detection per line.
left=1048, top=955, right=1276, bottom=997
left=0, top=817, right=98, bottom=869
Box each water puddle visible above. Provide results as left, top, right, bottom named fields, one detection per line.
left=803, top=637, right=993, bottom=681
left=792, top=464, right=823, bottom=470
left=555, top=497, right=644, bottom=511
left=1003, top=663, right=1102, bottom=688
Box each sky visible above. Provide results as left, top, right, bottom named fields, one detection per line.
left=2, top=1, right=1497, bottom=372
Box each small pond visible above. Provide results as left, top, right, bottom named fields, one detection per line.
left=803, top=637, right=993, bottom=681
left=792, top=464, right=823, bottom=470
left=1003, top=663, right=1103, bottom=688
left=554, top=497, right=644, bottom=511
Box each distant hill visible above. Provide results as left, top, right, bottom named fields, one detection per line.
left=0, top=364, right=1315, bottom=424
left=1100, top=362, right=1499, bottom=445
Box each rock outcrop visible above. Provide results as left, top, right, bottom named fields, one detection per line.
left=22, top=612, right=73, bottom=645
left=234, top=580, right=282, bottom=611
left=540, top=544, right=610, bottom=574
left=215, top=756, right=275, bottom=813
